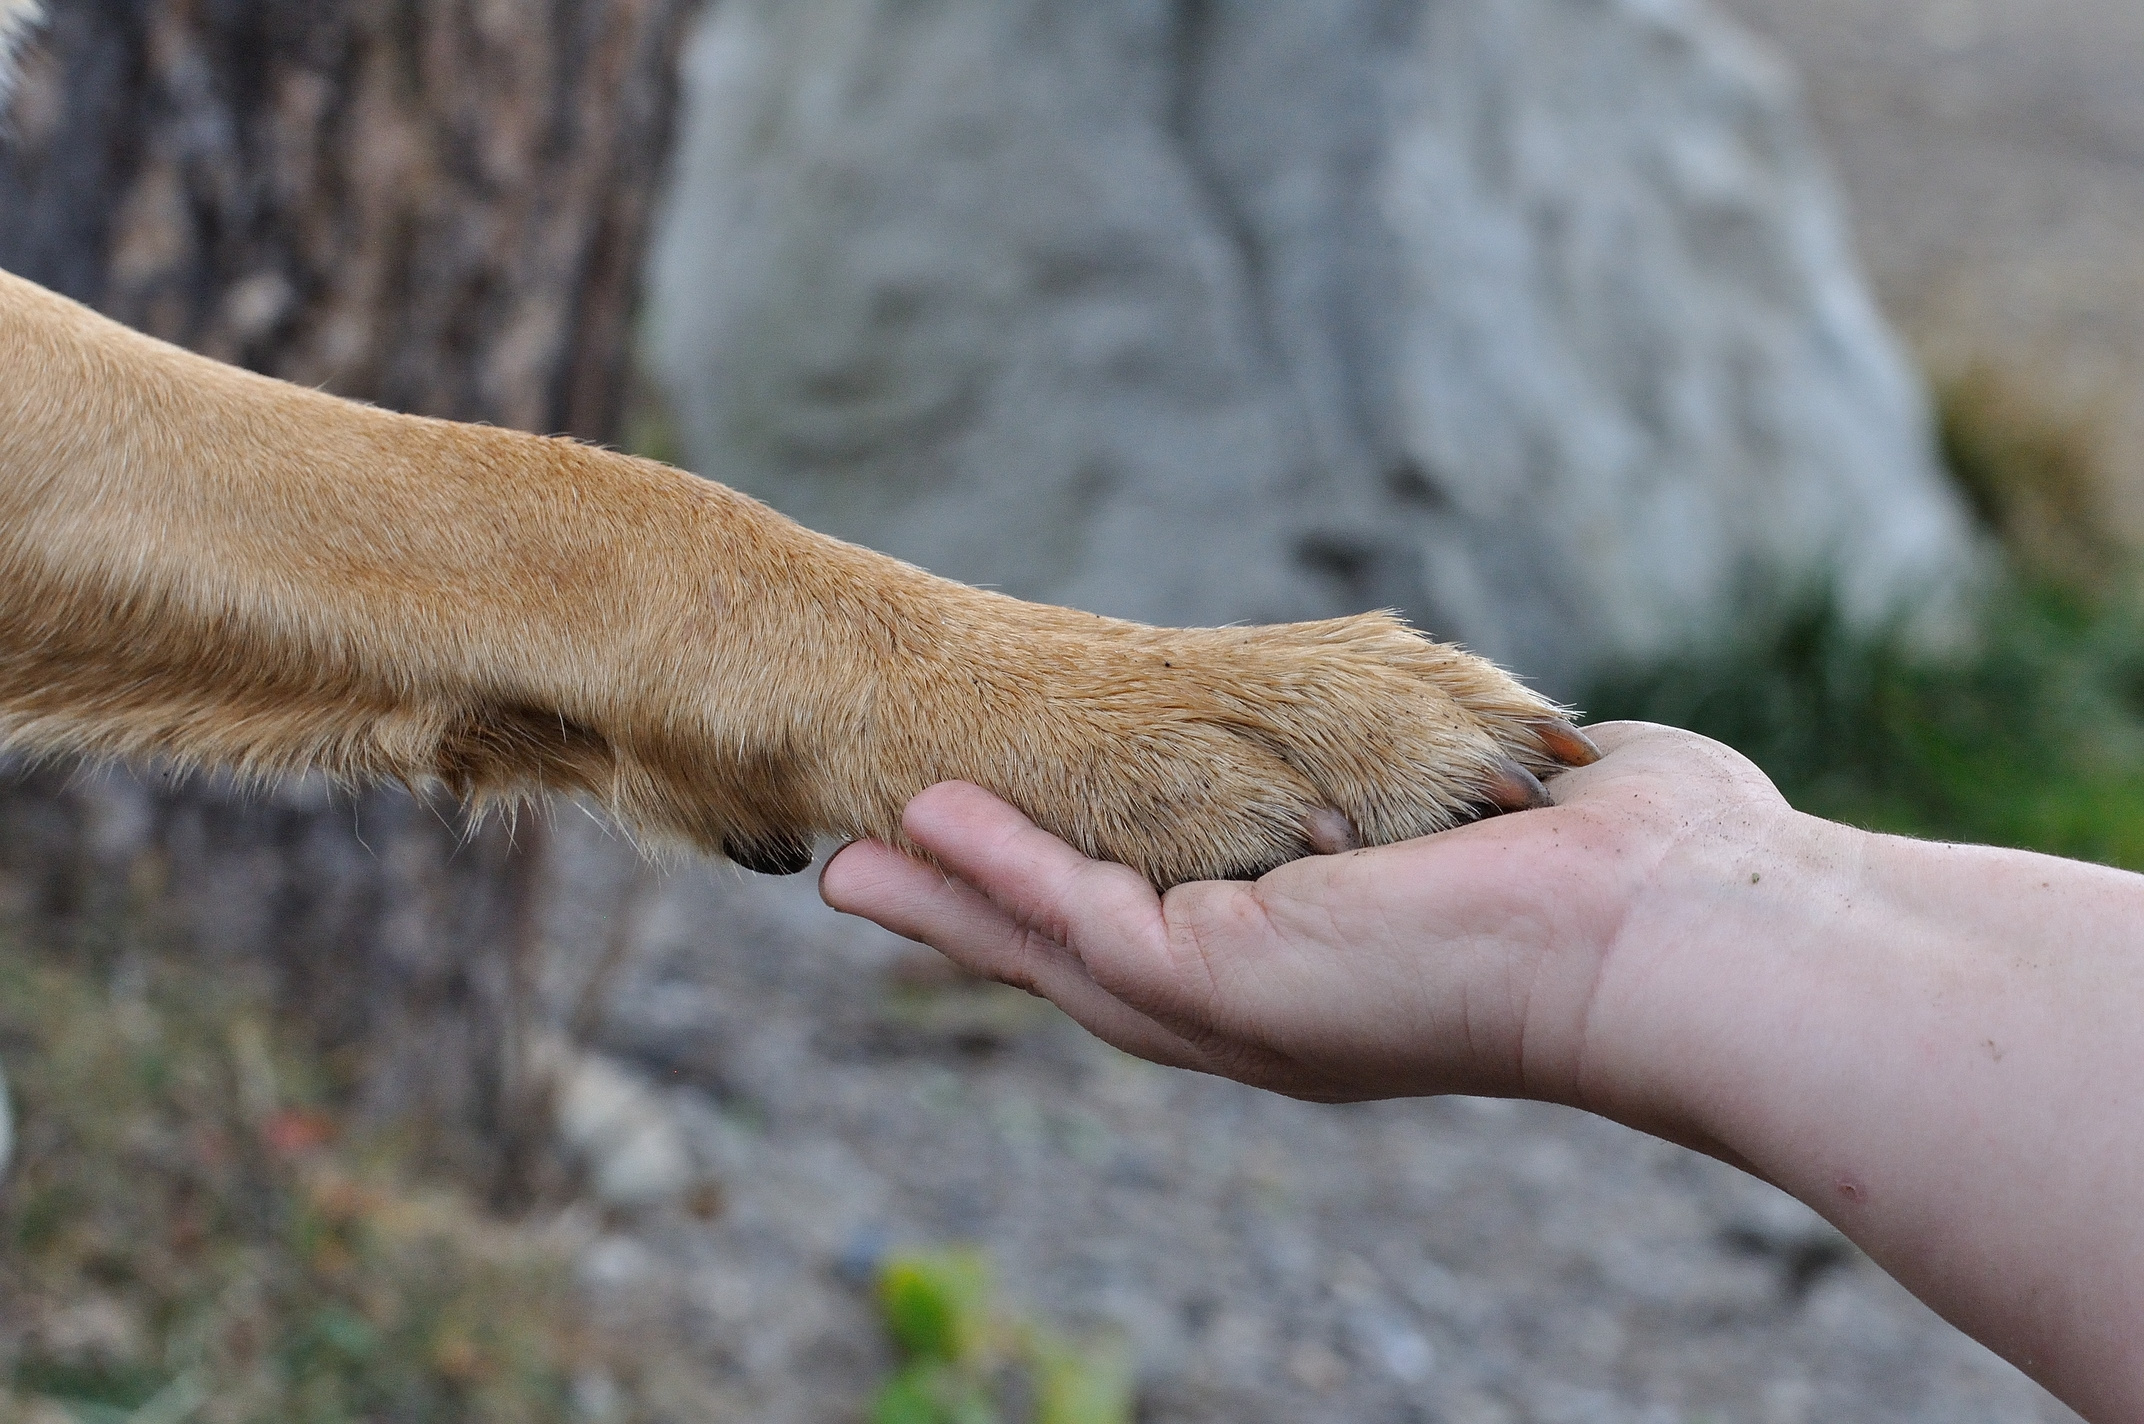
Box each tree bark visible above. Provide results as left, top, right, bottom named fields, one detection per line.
left=0, top=0, right=695, bottom=1193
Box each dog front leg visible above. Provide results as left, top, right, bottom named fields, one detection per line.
left=0, top=266, right=1596, bottom=888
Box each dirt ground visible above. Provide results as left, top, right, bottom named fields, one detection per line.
left=1716, top=0, right=2144, bottom=533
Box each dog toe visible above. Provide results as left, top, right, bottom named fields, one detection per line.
left=1303, top=806, right=1361, bottom=855
left=1526, top=718, right=1602, bottom=768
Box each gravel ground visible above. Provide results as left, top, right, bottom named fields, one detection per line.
left=1713, top=0, right=2144, bottom=527
left=542, top=822, right=2076, bottom=1423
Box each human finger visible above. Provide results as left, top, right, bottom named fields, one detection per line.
left=898, top=781, right=1171, bottom=958
left=819, top=833, right=1212, bottom=1070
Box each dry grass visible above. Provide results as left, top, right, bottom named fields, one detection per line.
left=1937, top=363, right=2126, bottom=595
left=0, top=934, right=682, bottom=1424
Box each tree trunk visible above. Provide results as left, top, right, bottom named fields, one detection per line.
left=0, top=0, right=695, bottom=1195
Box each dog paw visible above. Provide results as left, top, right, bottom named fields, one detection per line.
left=900, top=610, right=1598, bottom=888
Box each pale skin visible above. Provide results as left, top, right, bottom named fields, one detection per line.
left=821, top=722, right=2144, bottom=1423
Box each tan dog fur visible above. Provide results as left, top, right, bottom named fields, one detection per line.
left=0, top=5, right=1593, bottom=886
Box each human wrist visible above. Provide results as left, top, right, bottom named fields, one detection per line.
left=1568, top=796, right=1879, bottom=1164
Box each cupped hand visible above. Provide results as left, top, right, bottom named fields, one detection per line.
left=831, top=721, right=2144, bottom=1419
left=820, top=722, right=1792, bottom=1107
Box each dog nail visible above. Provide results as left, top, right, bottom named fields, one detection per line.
left=723, top=834, right=816, bottom=876
left=1305, top=807, right=1360, bottom=855
left=1531, top=720, right=1602, bottom=767
left=1481, top=758, right=1552, bottom=812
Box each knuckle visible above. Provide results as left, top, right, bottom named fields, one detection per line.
left=993, top=952, right=1047, bottom=997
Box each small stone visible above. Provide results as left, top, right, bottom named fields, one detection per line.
left=1286, top=1339, right=1350, bottom=1392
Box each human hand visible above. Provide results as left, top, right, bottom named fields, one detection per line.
left=828, top=722, right=2144, bottom=1418
left=820, top=722, right=1799, bottom=1109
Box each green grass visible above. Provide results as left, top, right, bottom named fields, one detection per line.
left=1587, top=585, right=2144, bottom=868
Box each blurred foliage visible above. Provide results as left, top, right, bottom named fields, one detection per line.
left=1590, top=373, right=2144, bottom=869
left=1589, top=587, right=2144, bottom=866
left=619, top=366, right=686, bottom=472
left=0, top=939, right=655, bottom=1424
left=869, top=1249, right=1132, bottom=1424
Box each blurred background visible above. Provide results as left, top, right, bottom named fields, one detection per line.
left=0, top=0, right=2133, bottom=1419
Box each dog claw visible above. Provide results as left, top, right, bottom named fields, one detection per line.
left=1529, top=719, right=1602, bottom=768
left=1480, top=757, right=1552, bottom=813
left=723, top=833, right=816, bottom=876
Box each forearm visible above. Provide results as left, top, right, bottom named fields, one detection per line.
left=1596, top=817, right=2144, bottom=1417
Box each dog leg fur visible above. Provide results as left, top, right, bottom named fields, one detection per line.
left=0, top=267, right=1595, bottom=887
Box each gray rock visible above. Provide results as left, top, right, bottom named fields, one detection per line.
left=548, top=1042, right=700, bottom=1210
left=649, top=0, right=1979, bottom=693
